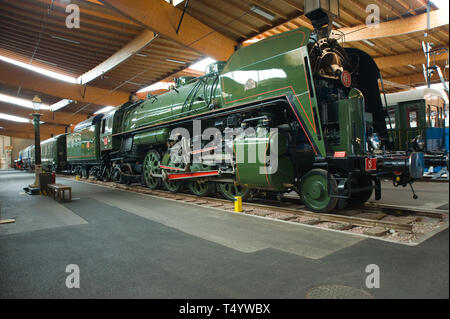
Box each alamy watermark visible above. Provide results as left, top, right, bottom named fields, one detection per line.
left=65, top=4, right=80, bottom=29
left=168, top=120, right=279, bottom=175
left=366, top=4, right=380, bottom=28
left=65, top=264, right=80, bottom=288
left=365, top=264, right=380, bottom=289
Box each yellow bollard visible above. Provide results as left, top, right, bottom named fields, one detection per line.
left=234, top=196, right=242, bottom=213
left=76, top=175, right=80, bottom=181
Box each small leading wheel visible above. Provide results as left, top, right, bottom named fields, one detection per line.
left=143, top=150, right=161, bottom=189
left=188, top=181, right=215, bottom=197
left=163, top=180, right=183, bottom=193
left=217, top=182, right=250, bottom=201
left=299, top=169, right=338, bottom=213
left=347, top=176, right=373, bottom=206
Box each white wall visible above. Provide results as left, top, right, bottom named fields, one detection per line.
left=0, top=135, right=12, bottom=169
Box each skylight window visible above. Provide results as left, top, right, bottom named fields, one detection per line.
left=165, top=0, right=185, bottom=6
left=431, top=0, right=450, bottom=10
left=0, top=93, right=50, bottom=110
left=0, top=55, right=77, bottom=84
left=188, top=57, right=216, bottom=72
left=137, top=82, right=174, bottom=93
left=0, top=113, right=31, bottom=123
left=94, top=106, right=115, bottom=115
left=50, top=99, right=72, bottom=112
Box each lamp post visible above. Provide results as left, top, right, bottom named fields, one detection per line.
left=30, top=95, right=42, bottom=189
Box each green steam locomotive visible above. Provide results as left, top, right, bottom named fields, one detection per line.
left=20, top=5, right=428, bottom=212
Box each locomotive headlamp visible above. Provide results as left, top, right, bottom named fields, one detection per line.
left=412, top=135, right=425, bottom=151
left=368, top=133, right=382, bottom=151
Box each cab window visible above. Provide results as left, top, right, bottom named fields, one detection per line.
left=101, top=119, right=106, bottom=134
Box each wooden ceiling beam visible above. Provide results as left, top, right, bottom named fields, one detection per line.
left=185, top=6, right=249, bottom=39
left=0, top=31, right=109, bottom=63
left=374, top=0, right=443, bottom=48
left=0, top=24, right=119, bottom=56
left=33, top=0, right=141, bottom=29
left=337, top=2, right=413, bottom=56
left=194, top=0, right=261, bottom=34
left=0, top=48, right=80, bottom=78
left=247, top=0, right=289, bottom=20
left=0, top=129, right=41, bottom=140
left=0, top=120, right=68, bottom=138
left=375, top=49, right=448, bottom=69
left=385, top=70, right=446, bottom=86
left=0, top=18, right=123, bottom=52
left=146, top=44, right=203, bottom=58
left=0, top=41, right=99, bottom=71
left=99, top=0, right=237, bottom=61
left=0, top=61, right=129, bottom=106
left=225, top=0, right=274, bottom=27
left=78, top=30, right=158, bottom=84
left=338, top=9, right=449, bottom=42
left=0, top=103, right=89, bottom=126
left=112, top=63, right=188, bottom=74
left=2, top=0, right=140, bottom=36
left=0, top=8, right=132, bottom=44
left=278, top=0, right=303, bottom=13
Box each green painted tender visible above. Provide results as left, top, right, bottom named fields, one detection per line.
left=40, top=134, right=67, bottom=172
left=66, top=114, right=103, bottom=177
left=66, top=115, right=102, bottom=163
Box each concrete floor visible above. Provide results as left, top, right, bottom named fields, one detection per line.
left=0, top=170, right=448, bottom=298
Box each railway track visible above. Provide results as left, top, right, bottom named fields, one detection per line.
left=62, top=175, right=448, bottom=239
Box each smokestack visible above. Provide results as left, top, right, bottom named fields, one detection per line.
left=304, top=0, right=340, bottom=38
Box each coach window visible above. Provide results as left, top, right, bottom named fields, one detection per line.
left=429, top=105, right=438, bottom=127
left=386, top=109, right=396, bottom=129
left=407, top=106, right=419, bottom=128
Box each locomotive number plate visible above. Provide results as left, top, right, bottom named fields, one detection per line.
left=365, top=158, right=377, bottom=171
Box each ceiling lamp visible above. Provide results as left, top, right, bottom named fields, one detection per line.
left=50, top=99, right=72, bottom=112
left=51, top=35, right=80, bottom=45
left=250, top=5, right=275, bottom=21
left=166, top=58, right=187, bottom=64
left=362, top=39, right=376, bottom=47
